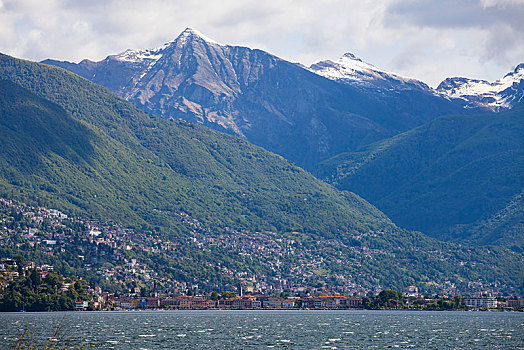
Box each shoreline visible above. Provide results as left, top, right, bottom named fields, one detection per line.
left=2, top=308, right=518, bottom=313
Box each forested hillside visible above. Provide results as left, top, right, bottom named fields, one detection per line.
left=318, top=103, right=524, bottom=245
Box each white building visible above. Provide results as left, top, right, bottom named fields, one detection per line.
left=405, top=285, right=419, bottom=297
left=464, top=297, right=497, bottom=309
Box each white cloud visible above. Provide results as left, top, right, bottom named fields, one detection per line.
left=0, top=0, right=522, bottom=86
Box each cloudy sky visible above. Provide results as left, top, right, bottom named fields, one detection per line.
left=1, top=0, right=523, bottom=86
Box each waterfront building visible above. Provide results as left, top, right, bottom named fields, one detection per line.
left=464, top=296, right=497, bottom=309
left=507, top=299, right=524, bottom=309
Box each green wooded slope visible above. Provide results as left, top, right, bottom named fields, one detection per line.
left=318, top=104, right=524, bottom=245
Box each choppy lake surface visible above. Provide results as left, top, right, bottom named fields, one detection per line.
left=1, top=310, right=523, bottom=349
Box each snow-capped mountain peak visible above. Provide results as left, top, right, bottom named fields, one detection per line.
left=310, top=52, right=383, bottom=81
left=437, top=63, right=524, bottom=110
left=110, top=28, right=220, bottom=64
left=176, top=27, right=221, bottom=45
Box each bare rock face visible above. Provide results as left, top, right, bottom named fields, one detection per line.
left=44, top=28, right=471, bottom=170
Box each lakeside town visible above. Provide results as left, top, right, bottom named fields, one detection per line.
left=1, top=257, right=523, bottom=312
left=1, top=197, right=522, bottom=313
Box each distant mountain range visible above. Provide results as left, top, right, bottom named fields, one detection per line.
left=4, top=53, right=523, bottom=294
left=43, top=28, right=475, bottom=170
left=42, top=29, right=524, bottom=170
left=309, top=52, right=524, bottom=113
left=41, top=28, right=523, bottom=247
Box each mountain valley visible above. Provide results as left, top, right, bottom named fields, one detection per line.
left=317, top=102, right=523, bottom=245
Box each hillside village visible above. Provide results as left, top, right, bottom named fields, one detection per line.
left=0, top=196, right=520, bottom=308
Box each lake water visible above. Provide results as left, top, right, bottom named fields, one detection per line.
left=1, top=310, right=522, bottom=349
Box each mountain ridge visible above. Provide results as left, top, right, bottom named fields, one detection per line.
left=42, top=28, right=473, bottom=170
left=309, top=52, right=431, bottom=91
left=1, top=52, right=392, bottom=236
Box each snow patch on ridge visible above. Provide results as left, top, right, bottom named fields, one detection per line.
left=309, top=52, right=424, bottom=89
left=113, top=49, right=163, bottom=63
